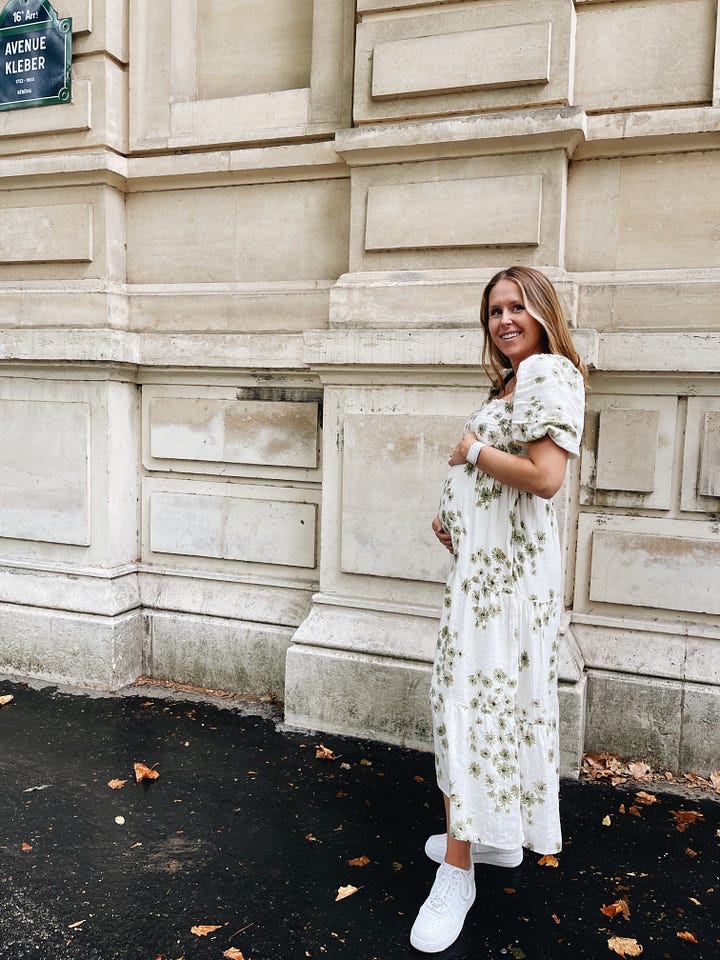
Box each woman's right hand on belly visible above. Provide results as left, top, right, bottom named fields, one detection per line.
left=432, top=515, right=454, bottom=553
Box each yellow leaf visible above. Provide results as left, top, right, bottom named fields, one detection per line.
left=335, top=884, right=359, bottom=901
left=602, top=815, right=612, bottom=826
left=607, top=936, right=643, bottom=956
left=359, top=759, right=372, bottom=766
left=223, top=949, right=246, bottom=959
left=347, top=855, right=371, bottom=867
left=191, top=925, right=221, bottom=936
left=677, top=931, right=698, bottom=943
left=551, top=914, right=560, bottom=924
left=538, top=855, right=559, bottom=868
left=134, top=762, right=160, bottom=782
left=689, top=897, right=701, bottom=905
left=0, top=694, right=14, bottom=707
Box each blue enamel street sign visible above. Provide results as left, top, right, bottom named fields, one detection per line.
left=0, top=0, right=71, bottom=111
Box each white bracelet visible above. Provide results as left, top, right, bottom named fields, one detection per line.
left=466, top=440, right=486, bottom=466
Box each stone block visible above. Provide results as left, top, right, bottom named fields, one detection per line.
left=197, top=0, right=313, bottom=100
left=698, top=411, right=720, bottom=497
left=589, top=529, right=720, bottom=616
left=558, top=675, right=587, bottom=779
left=364, top=175, right=542, bottom=252
left=585, top=673, right=682, bottom=769
left=680, top=683, right=720, bottom=776
left=149, top=489, right=316, bottom=569
left=147, top=611, right=294, bottom=699
left=370, top=21, right=551, bottom=100
left=284, top=643, right=433, bottom=751
left=0, top=204, right=92, bottom=264
left=0, top=605, right=143, bottom=690
left=149, top=397, right=319, bottom=468
left=574, top=0, right=715, bottom=112
left=0, top=399, right=90, bottom=545
left=340, top=413, right=459, bottom=583
left=595, top=408, right=659, bottom=493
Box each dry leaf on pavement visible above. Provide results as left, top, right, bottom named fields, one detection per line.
left=335, top=884, right=359, bottom=901
left=670, top=810, right=705, bottom=832
left=347, top=855, right=371, bottom=867
left=108, top=779, right=127, bottom=790
left=537, top=855, right=559, bottom=868
left=710, top=771, right=720, bottom=791
left=190, top=925, right=221, bottom=936
left=634, top=791, right=658, bottom=806
left=601, top=899, right=630, bottom=921
left=0, top=695, right=14, bottom=707
left=134, top=762, right=160, bottom=782
left=359, top=758, right=372, bottom=766
left=607, top=936, right=643, bottom=956
left=602, top=815, right=612, bottom=826
left=223, top=949, right=245, bottom=959
left=21, top=842, right=32, bottom=851
left=315, top=743, right=337, bottom=760
left=551, top=913, right=560, bottom=924
left=677, top=931, right=699, bottom=943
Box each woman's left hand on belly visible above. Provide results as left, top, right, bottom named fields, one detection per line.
left=449, top=431, right=479, bottom=466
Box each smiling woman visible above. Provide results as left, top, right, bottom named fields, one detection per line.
left=411, top=268, right=587, bottom=954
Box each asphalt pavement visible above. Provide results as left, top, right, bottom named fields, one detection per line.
left=0, top=677, right=718, bottom=960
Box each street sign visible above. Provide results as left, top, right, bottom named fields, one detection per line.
left=0, top=0, right=71, bottom=111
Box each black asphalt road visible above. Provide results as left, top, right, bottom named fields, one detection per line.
left=0, top=678, right=718, bottom=960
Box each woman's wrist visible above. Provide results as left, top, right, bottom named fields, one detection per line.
left=466, top=440, right=487, bottom=466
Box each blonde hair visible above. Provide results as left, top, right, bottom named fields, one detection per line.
left=480, top=266, right=588, bottom=392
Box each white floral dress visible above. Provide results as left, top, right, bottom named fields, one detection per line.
left=431, top=353, right=585, bottom=855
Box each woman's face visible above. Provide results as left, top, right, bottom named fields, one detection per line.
left=487, top=278, right=546, bottom=370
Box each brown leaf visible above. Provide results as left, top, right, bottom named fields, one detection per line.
left=628, top=806, right=641, bottom=817
left=223, top=950, right=245, bottom=960
left=677, top=931, right=698, bottom=944
left=551, top=913, right=561, bottom=924
left=601, top=899, right=630, bottom=921
left=335, top=884, right=359, bottom=901
left=190, top=925, right=221, bottom=936
left=336, top=790, right=349, bottom=798
left=670, top=810, right=705, bottom=832
left=607, top=936, right=643, bottom=956
left=0, top=695, right=14, bottom=707
left=315, top=743, right=337, bottom=760
left=21, top=842, right=32, bottom=852
left=628, top=762, right=652, bottom=780
left=392, top=861, right=403, bottom=872
left=108, top=779, right=127, bottom=790
left=134, top=762, right=159, bottom=783
left=359, top=758, right=372, bottom=766
left=305, top=833, right=318, bottom=842
left=634, top=791, right=658, bottom=806
left=538, top=855, right=559, bottom=868
left=504, top=888, right=516, bottom=895
left=685, top=848, right=698, bottom=857
left=347, top=855, right=371, bottom=867
left=414, top=776, right=425, bottom=783
left=710, top=771, right=720, bottom=791
left=618, top=804, right=626, bottom=814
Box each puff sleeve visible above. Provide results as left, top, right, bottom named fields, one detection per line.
left=510, top=353, right=585, bottom=459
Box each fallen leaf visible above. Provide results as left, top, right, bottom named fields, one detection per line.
left=360, top=759, right=372, bottom=766
left=0, top=695, right=13, bottom=707
left=601, top=899, right=630, bottom=921
left=392, top=861, right=403, bottom=872
left=114, top=816, right=125, bottom=825
left=538, top=855, right=559, bottom=868
left=340, top=762, right=351, bottom=770
left=223, top=950, right=245, bottom=959
left=414, top=776, right=425, bottom=783
left=710, top=771, right=720, bottom=791
left=315, top=743, right=337, bottom=760
left=504, top=888, right=516, bottom=895
left=347, top=855, right=371, bottom=867
left=629, top=806, right=641, bottom=817
left=191, top=925, right=221, bottom=936
left=607, top=936, right=643, bottom=956
left=685, top=848, right=698, bottom=857
left=68, top=921, right=85, bottom=929
left=305, top=833, right=318, bottom=842
left=628, top=761, right=652, bottom=780
left=335, top=884, right=359, bottom=902
left=634, top=791, right=658, bottom=806
left=21, top=842, right=32, bottom=851
left=670, top=810, right=705, bottom=832
left=677, top=931, right=698, bottom=943
left=336, top=790, right=349, bottom=798
left=602, top=815, right=612, bottom=826
left=619, top=804, right=626, bottom=814
left=689, top=897, right=701, bottom=905
left=551, top=913, right=561, bottom=924
left=108, top=779, right=127, bottom=790
left=134, top=762, right=159, bottom=782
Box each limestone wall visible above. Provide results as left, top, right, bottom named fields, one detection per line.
left=0, top=0, right=719, bottom=776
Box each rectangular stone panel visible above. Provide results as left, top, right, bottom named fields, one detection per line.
left=149, top=490, right=316, bottom=568
left=371, top=21, right=551, bottom=100
left=589, top=530, right=720, bottom=616
left=595, top=408, right=659, bottom=493
left=149, top=398, right=318, bottom=468
left=0, top=400, right=90, bottom=545
left=364, top=175, right=542, bottom=252
left=698, top=411, right=720, bottom=497
left=0, top=204, right=92, bottom=264
left=341, top=413, right=459, bottom=583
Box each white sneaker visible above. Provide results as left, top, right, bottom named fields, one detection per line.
left=410, top=861, right=476, bottom=953
left=425, top=833, right=523, bottom=868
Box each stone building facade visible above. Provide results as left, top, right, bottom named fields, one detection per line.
left=1, top=0, right=719, bottom=777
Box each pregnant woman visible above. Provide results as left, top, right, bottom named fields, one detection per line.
left=410, top=267, right=586, bottom=953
